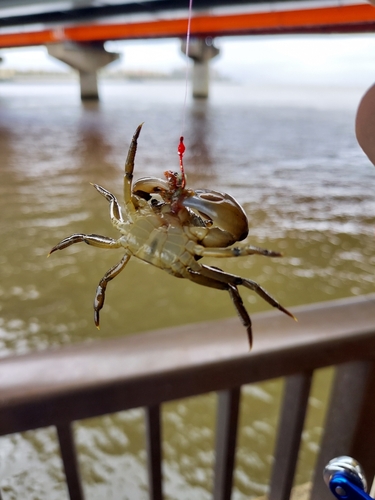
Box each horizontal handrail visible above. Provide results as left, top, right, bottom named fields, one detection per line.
left=0, top=293, right=374, bottom=437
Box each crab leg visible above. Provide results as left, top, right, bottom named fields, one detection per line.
left=49, top=234, right=122, bottom=255
left=94, top=253, right=131, bottom=328
left=227, top=284, right=253, bottom=348
left=91, top=184, right=123, bottom=224
left=196, top=245, right=282, bottom=259
left=199, top=264, right=297, bottom=321
left=187, top=268, right=253, bottom=348
left=124, top=124, right=143, bottom=217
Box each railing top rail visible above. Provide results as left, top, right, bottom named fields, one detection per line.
left=0, top=294, right=374, bottom=435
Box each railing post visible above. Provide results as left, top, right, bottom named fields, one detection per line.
left=145, top=405, right=163, bottom=500
left=269, top=371, right=313, bottom=500
left=213, top=387, right=241, bottom=500
left=311, top=360, right=373, bottom=500
left=56, top=422, right=85, bottom=500
left=347, top=360, right=375, bottom=481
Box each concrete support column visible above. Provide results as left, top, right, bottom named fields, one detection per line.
left=46, top=42, right=119, bottom=100
left=78, top=70, right=99, bottom=100
left=181, top=37, right=220, bottom=99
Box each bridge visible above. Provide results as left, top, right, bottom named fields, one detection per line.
left=1, top=1, right=375, bottom=99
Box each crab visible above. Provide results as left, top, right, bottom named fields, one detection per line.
left=49, top=124, right=295, bottom=349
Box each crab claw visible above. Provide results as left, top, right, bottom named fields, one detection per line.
left=132, top=177, right=170, bottom=200
left=182, top=189, right=249, bottom=246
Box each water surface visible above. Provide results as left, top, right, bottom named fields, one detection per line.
left=0, top=80, right=374, bottom=499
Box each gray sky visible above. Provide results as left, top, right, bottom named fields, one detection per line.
left=1, top=33, right=375, bottom=87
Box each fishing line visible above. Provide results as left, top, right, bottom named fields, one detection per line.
left=180, top=0, right=193, bottom=137
left=177, top=0, right=193, bottom=180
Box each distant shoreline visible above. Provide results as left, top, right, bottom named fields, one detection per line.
left=0, top=68, right=229, bottom=83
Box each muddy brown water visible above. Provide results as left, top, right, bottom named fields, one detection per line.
left=0, top=80, right=374, bottom=499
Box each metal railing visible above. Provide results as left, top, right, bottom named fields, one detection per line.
left=0, top=294, right=375, bottom=500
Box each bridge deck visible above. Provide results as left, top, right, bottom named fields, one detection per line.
left=0, top=3, right=374, bottom=49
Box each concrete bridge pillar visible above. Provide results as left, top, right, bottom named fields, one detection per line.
left=46, top=42, right=119, bottom=100
left=181, top=37, right=220, bottom=99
